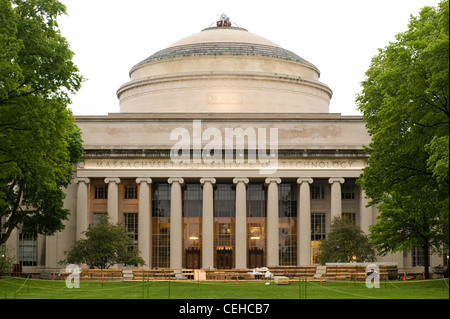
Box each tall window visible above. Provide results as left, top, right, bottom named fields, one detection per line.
left=19, top=226, right=37, bottom=266
left=247, top=184, right=266, bottom=217
left=125, top=185, right=138, bottom=199
left=183, top=184, right=202, bottom=268
left=214, top=184, right=235, bottom=268
left=124, top=213, right=138, bottom=251
left=311, top=213, right=326, bottom=265
left=214, top=184, right=235, bottom=218
left=278, top=183, right=297, bottom=266
left=218, top=223, right=231, bottom=238
left=412, top=247, right=430, bottom=267
left=246, top=184, right=266, bottom=267
left=279, top=183, right=297, bottom=217
left=93, top=212, right=107, bottom=226
left=342, top=212, right=356, bottom=225
left=94, top=185, right=107, bottom=199
left=311, top=185, right=325, bottom=200
left=341, top=186, right=355, bottom=199
left=152, top=183, right=171, bottom=217
left=183, top=184, right=202, bottom=218
left=152, top=183, right=171, bottom=268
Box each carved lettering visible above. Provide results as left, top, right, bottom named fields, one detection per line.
left=85, top=159, right=363, bottom=170
left=207, top=93, right=242, bottom=105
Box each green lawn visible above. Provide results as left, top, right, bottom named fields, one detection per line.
left=1, top=277, right=448, bottom=299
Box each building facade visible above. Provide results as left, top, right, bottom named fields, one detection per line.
left=3, top=18, right=443, bottom=273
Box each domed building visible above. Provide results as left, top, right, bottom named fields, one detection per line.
left=6, top=16, right=438, bottom=276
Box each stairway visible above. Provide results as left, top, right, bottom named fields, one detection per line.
left=313, top=265, right=326, bottom=281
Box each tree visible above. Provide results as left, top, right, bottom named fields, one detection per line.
left=0, top=246, right=15, bottom=276
left=356, top=1, right=449, bottom=278
left=317, top=217, right=376, bottom=264
left=60, top=215, right=145, bottom=271
left=0, top=0, right=84, bottom=245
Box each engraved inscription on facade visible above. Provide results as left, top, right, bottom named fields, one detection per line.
left=207, top=93, right=242, bottom=105
left=82, top=159, right=365, bottom=170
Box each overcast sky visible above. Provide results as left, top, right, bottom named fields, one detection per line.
left=58, top=0, right=442, bottom=116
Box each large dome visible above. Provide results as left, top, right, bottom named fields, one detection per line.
left=130, top=27, right=320, bottom=74
left=117, top=23, right=332, bottom=113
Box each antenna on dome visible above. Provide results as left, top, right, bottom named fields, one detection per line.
left=216, top=13, right=232, bottom=27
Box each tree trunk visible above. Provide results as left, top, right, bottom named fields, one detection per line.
left=0, top=181, right=24, bottom=246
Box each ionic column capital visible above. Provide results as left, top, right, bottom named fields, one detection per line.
left=297, top=177, right=313, bottom=184
left=233, top=177, right=249, bottom=185
left=136, top=177, right=152, bottom=184
left=104, top=177, right=121, bottom=184
left=200, top=177, right=216, bottom=186
left=264, top=177, right=281, bottom=185
left=328, top=177, right=345, bottom=184
left=74, top=177, right=90, bottom=184
left=168, top=177, right=184, bottom=185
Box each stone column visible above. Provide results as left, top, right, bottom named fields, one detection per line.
left=200, top=177, right=216, bottom=269
left=74, top=178, right=90, bottom=241
left=328, top=178, right=345, bottom=221
left=136, top=177, right=152, bottom=268
left=265, top=177, right=281, bottom=267
left=45, top=234, right=57, bottom=269
left=233, top=177, right=249, bottom=269
left=168, top=177, right=184, bottom=269
left=297, top=178, right=313, bottom=266
left=360, top=188, right=372, bottom=235
left=104, top=178, right=120, bottom=224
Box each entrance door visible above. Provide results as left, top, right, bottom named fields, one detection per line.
left=185, top=249, right=201, bottom=269
left=248, top=248, right=264, bottom=268
left=217, top=249, right=232, bottom=269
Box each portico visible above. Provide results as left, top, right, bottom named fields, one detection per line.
left=73, top=146, right=371, bottom=270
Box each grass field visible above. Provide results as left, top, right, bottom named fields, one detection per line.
left=1, top=277, right=448, bottom=299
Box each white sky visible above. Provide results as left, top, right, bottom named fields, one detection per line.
left=58, top=0, right=442, bottom=116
